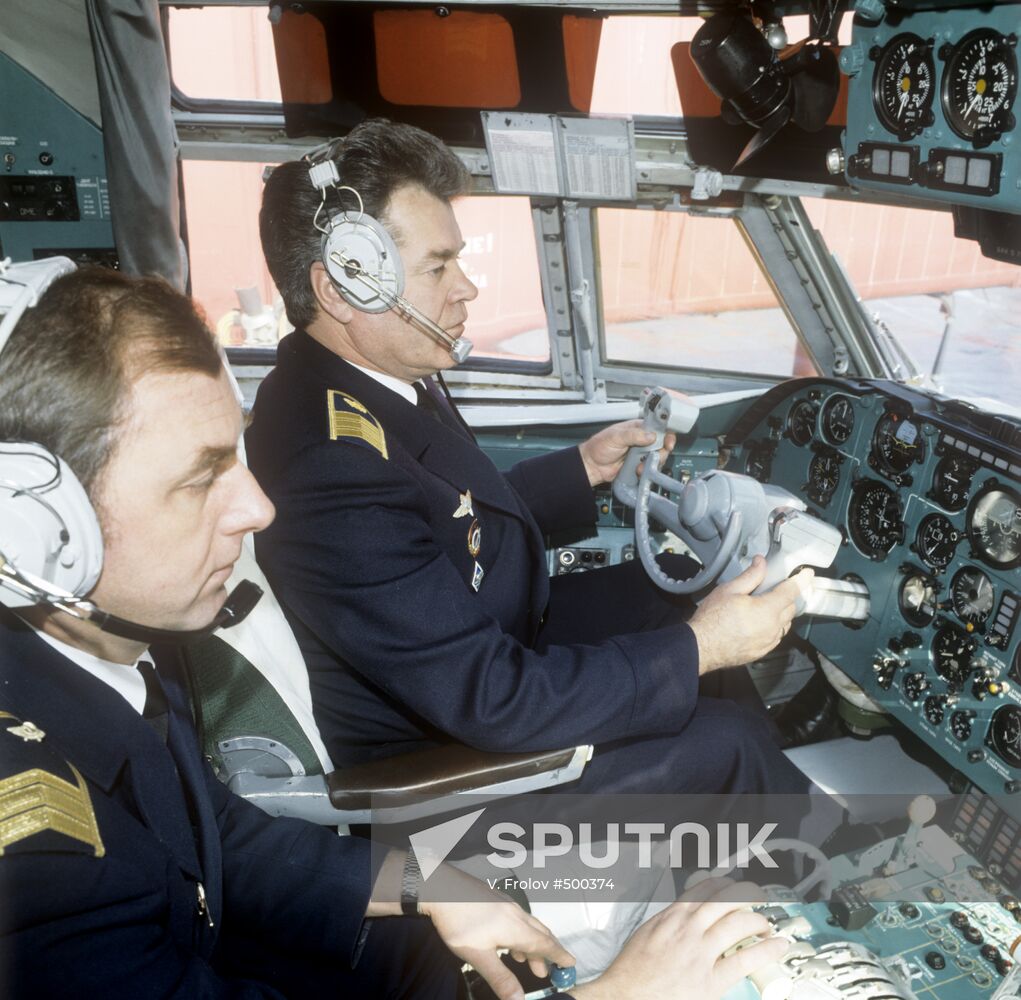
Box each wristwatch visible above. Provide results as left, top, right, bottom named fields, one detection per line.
left=400, top=850, right=422, bottom=916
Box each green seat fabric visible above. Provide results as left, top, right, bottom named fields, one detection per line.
left=186, top=635, right=323, bottom=778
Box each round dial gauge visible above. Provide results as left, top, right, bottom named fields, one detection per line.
left=821, top=395, right=856, bottom=446
left=915, top=513, right=961, bottom=571
left=786, top=400, right=817, bottom=446
left=968, top=483, right=1021, bottom=570
left=931, top=453, right=976, bottom=512
left=900, top=572, right=938, bottom=627
left=873, top=412, right=925, bottom=478
left=942, top=29, right=1018, bottom=143
left=849, top=480, right=903, bottom=558
left=989, top=705, right=1021, bottom=768
left=745, top=441, right=775, bottom=484
left=950, top=709, right=975, bottom=742
left=808, top=452, right=841, bottom=499
left=873, top=33, right=936, bottom=139
left=951, top=566, right=995, bottom=627
left=924, top=694, right=947, bottom=726
left=933, top=624, right=976, bottom=688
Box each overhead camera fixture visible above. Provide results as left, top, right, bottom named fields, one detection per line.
left=689, top=13, right=839, bottom=168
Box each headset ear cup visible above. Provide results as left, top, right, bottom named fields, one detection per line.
left=321, top=213, right=405, bottom=313
left=0, top=443, right=103, bottom=608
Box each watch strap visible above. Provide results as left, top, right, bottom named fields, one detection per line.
left=400, top=850, right=422, bottom=916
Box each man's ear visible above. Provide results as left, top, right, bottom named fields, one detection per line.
left=310, top=262, right=356, bottom=325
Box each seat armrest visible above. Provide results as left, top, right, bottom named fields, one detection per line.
left=232, top=743, right=592, bottom=826
left=328, top=744, right=583, bottom=810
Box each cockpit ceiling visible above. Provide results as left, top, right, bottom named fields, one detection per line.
left=260, top=2, right=849, bottom=186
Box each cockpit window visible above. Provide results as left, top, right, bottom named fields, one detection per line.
left=805, top=198, right=1021, bottom=411
left=166, top=7, right=281, bottom=105
left=595, top=208, right=817, bottom=380
left=579, top=16, right=693, bottom=117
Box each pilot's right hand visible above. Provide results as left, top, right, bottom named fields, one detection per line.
left=418, top=863, right=576, bottom=1000
left=688, top=556, right=814, bottom=673
left=572, top=878, right=789, bottom=1000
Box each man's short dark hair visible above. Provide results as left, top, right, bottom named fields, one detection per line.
left=0, top=267, right=222, bottom=501
left=260, top=118, right=471, bottom=330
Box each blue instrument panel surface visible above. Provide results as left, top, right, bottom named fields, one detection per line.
left=0, top=51, right=114, bottom=264
left=729, top=379, right=1021, bottom=817
left=840, top=4, right=1021, bottom=212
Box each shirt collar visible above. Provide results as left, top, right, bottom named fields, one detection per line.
left=346, top=360, right=419, bottom=405
left=30, top=626, right=150, bottom=715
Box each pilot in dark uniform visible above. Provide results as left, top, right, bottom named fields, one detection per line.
left=249, top=350, right=808, bottom=792
left=248, top=120, right=809, bottom=797
left=0, top=267, right=574, bottom=1000
left=0, top=611, right=459, bottom=998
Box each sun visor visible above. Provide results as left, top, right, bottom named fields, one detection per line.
left=270, top=4, right=605, bottom=145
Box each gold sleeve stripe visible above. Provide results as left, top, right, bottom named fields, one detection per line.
left=0, top=765, right=105, bottom=858
left=327, top=390, right=388, bottom=459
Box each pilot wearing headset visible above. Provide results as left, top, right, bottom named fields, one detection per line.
left=247, top=119, right=811, bottom=796
left=0, top=267, right=560, bottom=998
left=0, top=267, right=789, bottom=999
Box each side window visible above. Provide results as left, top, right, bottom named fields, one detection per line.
left=804, top=199, right=1021, bottom=404
left=451, top=198, right=549, bottom=364
left=595, top=208, right=816, bottom=378
left=166, top=7, right=281, bottom=104
left=181, top=167, right=550, bottom=366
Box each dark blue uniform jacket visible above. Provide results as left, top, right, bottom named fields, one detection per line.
left=246, top=330, right=700, bottom=768
left=0, top=611, right=385, bottom=998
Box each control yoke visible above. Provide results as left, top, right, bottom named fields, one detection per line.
left=612, top=387, right=869, bottom=620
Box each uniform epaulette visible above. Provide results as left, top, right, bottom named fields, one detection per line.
left=326, top=389, right=388, bottom=459
left=0, top=710, right=105, bottom=858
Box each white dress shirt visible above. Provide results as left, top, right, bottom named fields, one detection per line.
left=347, top=361, right=419, bottom=405
left=32, top=626, right=149, bottom=715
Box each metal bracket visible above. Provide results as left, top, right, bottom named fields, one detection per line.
left=218, top=735, right=306, bottom=778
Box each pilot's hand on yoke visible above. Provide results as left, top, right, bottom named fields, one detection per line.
left=579, top=418, right=676, bottom=487
left=689, top=556, right=815, bottom=674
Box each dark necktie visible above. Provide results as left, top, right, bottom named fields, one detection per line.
left=414, top=377, right=475, bottom=442
left=137, top=659, right=169, bottom=743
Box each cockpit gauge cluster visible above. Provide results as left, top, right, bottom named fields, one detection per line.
left=840, top=5, right=1021, bottom=212
left=728, top=378, right=1021, bottom=816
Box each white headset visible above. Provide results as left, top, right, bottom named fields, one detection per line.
left=306, top=148, right=473, bottom=362
left=0, top=442, right=103, bottom=609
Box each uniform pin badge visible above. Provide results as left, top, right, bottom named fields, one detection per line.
left=453, top=490, right=473, bottom=519
left=7, top=721, right=45, bottom=742
left=471, top=561, right=485, bottom=592
left=467, top=519, right=482, bottom=557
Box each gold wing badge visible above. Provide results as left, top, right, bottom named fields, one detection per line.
left=0, top=712, right=105, bottom=858
left=327, top=390, right=388, bottom=459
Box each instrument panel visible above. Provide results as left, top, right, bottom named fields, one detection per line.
left=839, top=4, right=1021, bottom=213
left=728, top=378, right=1021, bottom=815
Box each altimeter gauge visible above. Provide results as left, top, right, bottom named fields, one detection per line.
left=873, top=33, right=936, bottom=140
left=951, top=566, right=995, bottom=627
left=942, top=29, right=1018, bottom=144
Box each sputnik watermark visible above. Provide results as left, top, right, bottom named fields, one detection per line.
left=405, top=807, right=779, bottom=881
left=486, top=821, right=780, bottom=871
